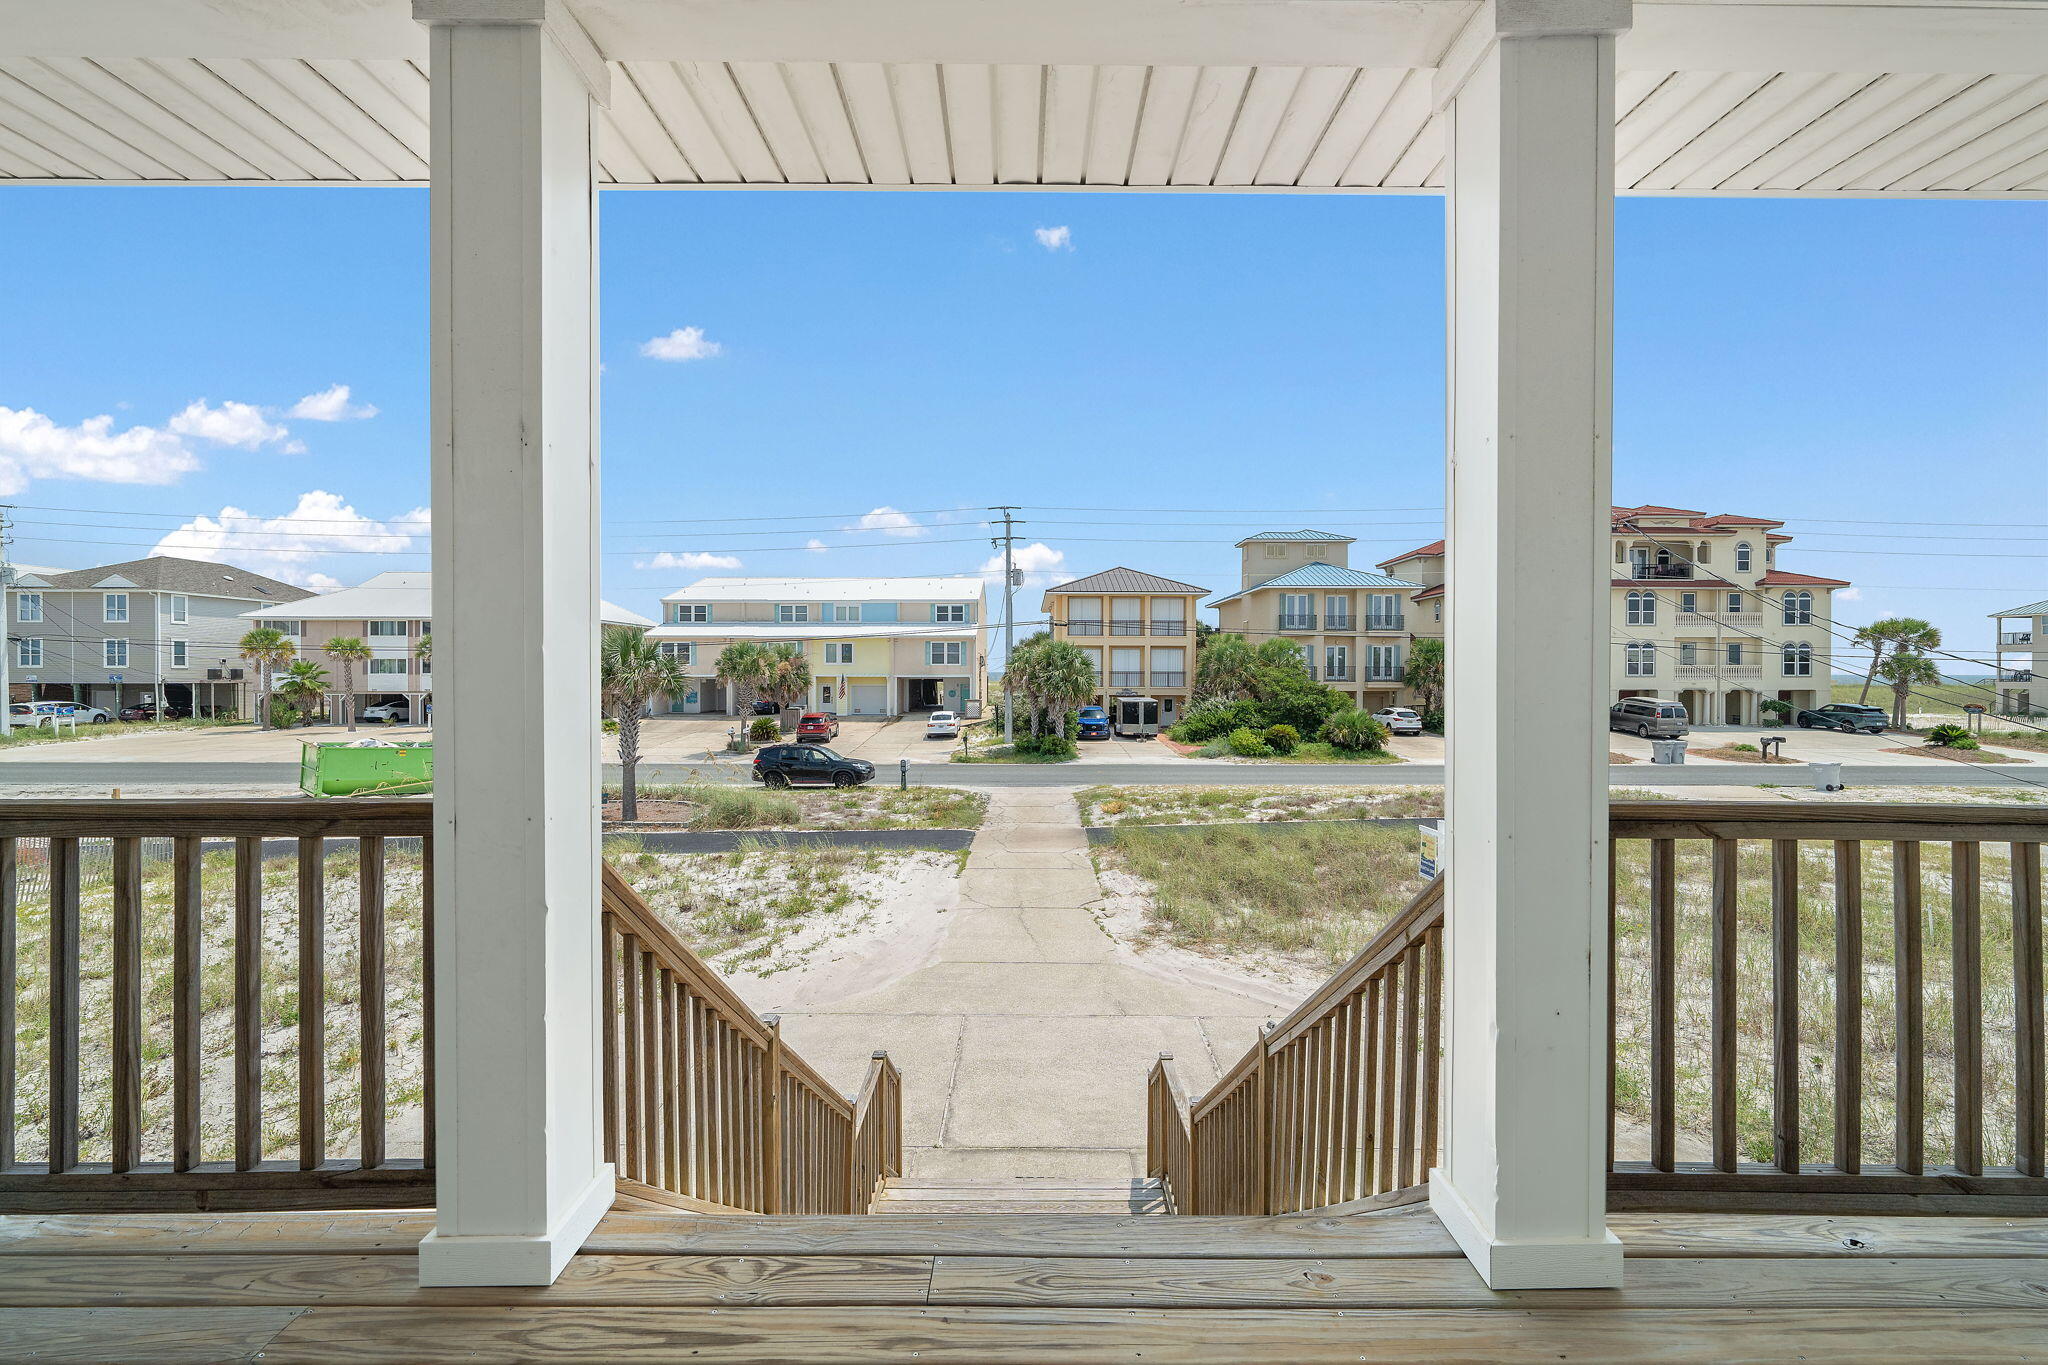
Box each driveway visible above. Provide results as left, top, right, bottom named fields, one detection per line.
left=0, top=721, right=433, bottom=765
left=1607, top=723, right=2042, bottom=767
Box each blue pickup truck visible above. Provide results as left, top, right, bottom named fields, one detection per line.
left=1077, top=705, right=1111, bottom=740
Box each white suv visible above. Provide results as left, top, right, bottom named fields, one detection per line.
left=1372, top=707, right=1425, bottom=736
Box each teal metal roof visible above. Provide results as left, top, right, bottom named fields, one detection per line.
left=1234, top=529, right=1356, bottom=544
left=1990, top=599, right=2048, bottom=618
left=1207, top=562, right=1424, bottom=608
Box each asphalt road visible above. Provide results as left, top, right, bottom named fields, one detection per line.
left=3, top=759, right=2041, bottom=791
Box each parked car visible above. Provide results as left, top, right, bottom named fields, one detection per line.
left=1608, top=697, right=1689, bottom=739
left=751, top=743, right=875, bottom=788
left=1372, top=706, right=1425, bottom=736
left=360, top=700, right=410, bottom=724
left=795, top=711, right=840, bottom=741
left=925, top=710, right=961, bottom=739
left=750, top=700, right=782, bottom=716
left=1796, top=702, right=1888, bottom=734
left=12, top=701, right=111, bottom=725
left=1076, top=705, right=1111, bottom=740
left=118, top=702, right=191, bottom=722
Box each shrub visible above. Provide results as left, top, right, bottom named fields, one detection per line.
left=1226, top=726, right=1274, bottom=758
left=1419, top=708, right=1445, bottom=734
left=1172, top=698, right=1262, bottom=744
left=1319, top=709, right=1389, bottom=753
left=267, top=700, right=300, bottom=730
left=1927, top=723, right=1972, bottom=747
left=1262, top=724, right=1300, bottom=755
left=1098, top=799, right=1126, bottom=815
left=1014, top=732, right=1076, bottom=759
left=748, top=717, right=779, bottom=741
left=1732, top=743, right=1758, bottom=752
left=1255, top=675, right=1347, bottom=736
left=1950, top=736, right=1981, bottom=751
left=694, top=787, right=801, bottom=829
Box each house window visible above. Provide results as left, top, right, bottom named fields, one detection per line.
left=1367, top=593, right=1402, bottom=628
left=824, top=642, right=854, bottom=664
left=1726, top=642, right=1743, bottom=665
left=256, top=619, right=301, bottom=637
left=824, top=603, right=864, bottom=622
left=369, top=658, right=408, bottom=677
left=1367, top=644, right=1401, bottom=680
left=1324, top=595, right=1351, bottom=624
left=103, top=638, right=128, bottom=668
left=1625, top=642, right=1656, bottom=677
left=17, top=638, right=40, bottom=668
left=775, top=604, right=809, bottom=623
left=1782, top=591, right=1813, bottom=625
left=1679, top=592, right=1697, bottom=615
left=171, top=640, right=188, bottom=668
left=369, top=620, right=408, bottom=637
left=169, top=594, right=189, bottom=624
left=673, top=604, right=710, bottom=623
left=1082, top=647, right=1103, bottom=676
left=926, top=641, right=964, bottom=666
left=933, top=603, right=968, bottom=624
left=1280, top=593, right=1313, bottom=627
left=1110, top=648, right=1142, bottom=686
left=1782, top=642, right=1814, bottom=677
left=16, top=592, right=40, bottom=623
left=1735, top=542, right=1753, bottom=573
left=103, top=592, right=128, bottom=623
left=1625, top=591, right=1656, bottom=626
left=1727, top=593, right=1744, bottom=615
left=1066, top=598, right=1103, bottom=634
left=1678, top=642, right=1698, bottom=665
left=1325, top=644, right=1349, bottom=678
left=658, top=642, right=695, bottom=664
left=1265, top=544, right=1286, bottom=557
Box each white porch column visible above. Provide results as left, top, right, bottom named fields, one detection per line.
left=1429, top=0, right=1629, bottom=1290
left=415, top=0, right=613, bottom=1287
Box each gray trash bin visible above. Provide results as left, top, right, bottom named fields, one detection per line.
left=1649, top=738, right=1687, bottom=765
left=1810, top=760, right=1844, bottom=792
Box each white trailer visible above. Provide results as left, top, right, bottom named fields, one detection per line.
left=1112, top=695, right=1161, bottom=737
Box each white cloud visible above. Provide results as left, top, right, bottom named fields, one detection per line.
left=640, top=327, right=724, bottom=362
left=152, top=490, right=429, bottom=589
left=805, top=538, right=829, bottom=553
left=1033, top=225, right=1073, bottom=252
left=978, top=541, right=1070, bottom=595
left=167, top=399, right=291, bottom=450
left=1836, top=587, right=1863, bottom=602
left=0, top=406, right=201, bottom=494
left=288, top=384, right=378, bottom=421
left=852, top=506, right=927, bottom=538
left=635, top=550, right=743, bottom=571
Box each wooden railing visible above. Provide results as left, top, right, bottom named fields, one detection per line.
left=600, top=866, right=900, bottom=1214
left=0, top=799, right=435, bottom=1211
left=1151, top=876, right=1443, bottom=1215
left=1609, top=801, right=2047, bottom=1209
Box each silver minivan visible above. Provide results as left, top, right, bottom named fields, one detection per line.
left=1609, top=697, right=1689, bottom=738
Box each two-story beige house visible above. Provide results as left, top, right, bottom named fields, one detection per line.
left=1992, top=598, right=2044, bottom=717
left=1208, top=531, right=1424, bottom=713
left=1041, top=568, right=1208, bottom=726
left=1379, top=505, right=1850, bottom=725
left=647, top=576, right=986, bottom=718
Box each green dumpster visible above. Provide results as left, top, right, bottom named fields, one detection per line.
left=300, top=741, right=434, bottom=797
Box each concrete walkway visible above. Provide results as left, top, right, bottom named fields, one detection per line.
left=755, top=786, right=1285, bottom=1181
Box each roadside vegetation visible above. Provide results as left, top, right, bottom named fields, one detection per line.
left=1079, top=784, right=1442, bottom=827
left=0, top=715, right=241, bottom=751
left=1170, top=636, right=1407, bottom=761
left=600, top=783, right=986, bottom=829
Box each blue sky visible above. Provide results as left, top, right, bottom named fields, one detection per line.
left=1, top=186, right=2042, bottom=670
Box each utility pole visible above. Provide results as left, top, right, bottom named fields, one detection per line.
left=990, top=506, right=1021, bottom=745
left=0, top=505, right=13, bottom=737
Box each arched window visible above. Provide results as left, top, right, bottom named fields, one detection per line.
left=1735, top=542, right=1753, bottom=573
left=1782, top=642, right=1813, bottom=676
left=1626, top=642, right=1657, bottom=677
left=1626, top=591, right=1656, bottom=626
left=1782, top=591, right=1813, bottom=625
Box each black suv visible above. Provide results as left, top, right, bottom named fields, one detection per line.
left=1795, top=702, right=1887, bottom=734
left=751, top=743, right=876, bottom=788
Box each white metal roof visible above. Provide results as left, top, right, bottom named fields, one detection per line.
left=662, top=575, right=987, bottom=604
left=234, top=569, right=652, bottom=626
left=5, top=1, right=2046, bottom=197
left=647, top=622, right=977, bottom=641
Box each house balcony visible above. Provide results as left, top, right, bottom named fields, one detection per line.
left=2001, top=668, right=2035, bottom=683
left=1066, top=621, right=1103, bottom=635
left=1676, top=663, right=1761, bottom=679
left=1148, top=671, right=1186, bottom=688
left=1147, top=621, right=1186, bottom=636
left=1676, top=611, right=1762, bottom=628
left=1365, top=614, right=1405, bottom=632
left=2002, top=632, right=2035, bottom=648
left=1628, top=564, right=1695, bottom=580
left=1323, top=613, right=1353, bottom=631
left=1363, top=667, right=1402, bottom=683
left=1108, top=670, right=1143, bottom=687
left=1277, top=613, right=1316, bottom=631
left=1323, top=668, right=1354, bottom=682
left=1109, top=620, right=1146, bottom=635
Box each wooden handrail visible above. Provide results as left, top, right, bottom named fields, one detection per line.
left=1, top=801, right=435, bottom=1212
left=600, top=865, right=892, bottom=1213
left=1146, top=1054, right=1191, bottom=1213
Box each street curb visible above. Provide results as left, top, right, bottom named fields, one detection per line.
left=601, top=827, right=977, bottom=853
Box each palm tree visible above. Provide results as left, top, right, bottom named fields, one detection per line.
left=757, top=643, right=813, bottom=728
left=414, top=633, right=432, bottom=723
left=1402, top=638, right=1445, bottom=718
left=601, top=626, right=688, bottom=821
left=1878, top=648, right=1941, bottom=731
left=275, top=660, right=330, bottom=726
left=237, top=626, right=294, bottom=728
left=1008, top=636, right=1097, bottom=740
left=323, top=637, right=372, bottom=731
left=1193, top=633, right=1258, bottom=703
left=714, top=641, right=770, bottom=716
left=1854, top=618, right=1940, bottom=705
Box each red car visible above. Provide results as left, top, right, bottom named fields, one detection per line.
left=794, top=711, right=840, bottom=741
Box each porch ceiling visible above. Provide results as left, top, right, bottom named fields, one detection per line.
left=3, top=1, right=2047, bottom=196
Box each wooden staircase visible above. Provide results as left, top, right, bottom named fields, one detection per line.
left=869, top=1176, right=1168, bottom=1215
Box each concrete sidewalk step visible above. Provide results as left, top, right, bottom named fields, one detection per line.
left=871, top=1178, right=1167, bottom=1216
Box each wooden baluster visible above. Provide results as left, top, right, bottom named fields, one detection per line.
left=358, top=835, right=386, bottom=1170
left=0, top=837, right=13, bottom=1172
left=1649, top=837, right=1677, bottom=1173
left=663, top=971, right=681, bottom=1193
left=1376, top=967, right=1398, bottom=1194
left=1361, top=976, right=1381, bottom=1196
left=1833, top=839, right=1863, bottom=1174
left=172, top=836, right=201, bottom=1172
left=640, top=950, right=659, bottom=1188
left=1339, top=990, right=1363, bottom=1203
left=1893, top=840, right=1924, bottom=1176
left=47, top=837, right=80, bottom=1173
left=421, top=835, right=435, bottom=1169
left=1952, top=840, right=1983, bottom=1177
left=1419, top=925, right=1442, bottom=1182
left=692, top=996, right=712, bottom=1200
left=234, top=835, right=263, bottom=1170
left=621, top=933, right=642, bottom=1184
left=110, top=837, right=142, bottom=1173
left=297, top=837, right=326, bottom=1171
left=599, top=918, right=619, bottom=1168
left=2014, top=841, right=2044, bottom=1179
left=1397, top=941, right=1423, bottom=1188
left=1771, top=838, right=1800, bottom=1173
left=763, top=1016, right=785, bottom=1213
left=1254, top=1022, right=1273, bottom=1214
left=1710, top=837, right=1738, bottom=1173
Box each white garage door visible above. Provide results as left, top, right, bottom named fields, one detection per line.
left=848, top=684, right=888, bottom=716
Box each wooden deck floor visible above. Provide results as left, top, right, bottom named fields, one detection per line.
left=2, top=1201, right=2045, bottom=1361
